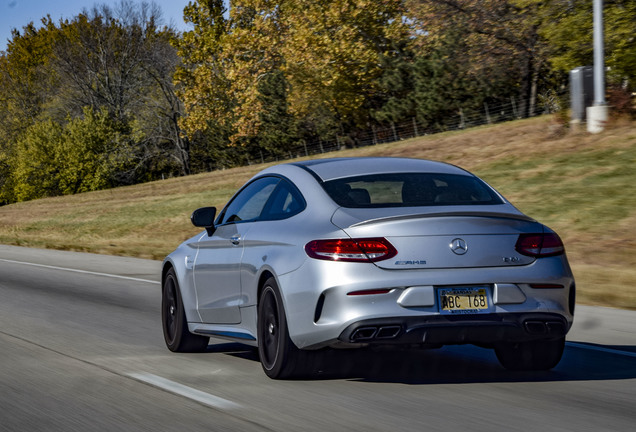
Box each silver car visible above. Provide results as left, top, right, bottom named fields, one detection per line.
left=161, top=157, right=575, bottom=378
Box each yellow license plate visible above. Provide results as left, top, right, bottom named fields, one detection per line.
left=438, top=287, right=490, bottom=314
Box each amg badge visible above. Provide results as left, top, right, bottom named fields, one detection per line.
left=395, top=260, right=427, bottom=265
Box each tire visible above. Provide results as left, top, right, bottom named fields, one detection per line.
left=257, top=277, right=306, bottom=379
left=495, top=337, right=565, bottom=371
left=162, top=268, right=209, bottom=352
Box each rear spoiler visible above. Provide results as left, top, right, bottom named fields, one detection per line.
left=350, top=211, right=536, bottom=228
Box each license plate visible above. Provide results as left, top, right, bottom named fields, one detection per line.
left=438, top=287, right=490, bottom=314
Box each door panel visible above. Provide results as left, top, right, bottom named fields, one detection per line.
left=193, top=176, right=281, bottom=324
left=193, top=223, right=249, bottom=324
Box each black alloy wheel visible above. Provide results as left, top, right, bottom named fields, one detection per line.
left=257, top=277, right=304, bottom=379
left=161, top=268, right=209, bottom=352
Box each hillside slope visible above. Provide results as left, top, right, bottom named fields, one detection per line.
left=1, top=116, right=634, bottom=308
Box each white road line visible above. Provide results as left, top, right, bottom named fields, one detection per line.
left=0, top=258, right=160, bottom=285
left=128, top=373, right=241, bottom=410
left=567, top=342, right=636, bottom=359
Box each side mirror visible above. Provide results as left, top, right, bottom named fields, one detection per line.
left=191, top=207, right=217, bottom=236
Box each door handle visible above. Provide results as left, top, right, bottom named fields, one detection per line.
left=230, top=235, right=241, bottom=245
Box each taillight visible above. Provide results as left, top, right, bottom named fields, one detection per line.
left=515, top=233, right=564, bottom=258
left=304, top=238, right=397, bottom=262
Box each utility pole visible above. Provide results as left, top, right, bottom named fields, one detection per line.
left=587, top=0, right=608, bottom=133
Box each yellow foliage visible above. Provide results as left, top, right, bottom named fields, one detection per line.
left=175, top=0, right=409, bottom=144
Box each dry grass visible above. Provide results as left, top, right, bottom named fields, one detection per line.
left=1, top=115, right=635, bottom=309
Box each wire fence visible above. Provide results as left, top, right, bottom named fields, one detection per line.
left=248, top=96, right=558, bottom=165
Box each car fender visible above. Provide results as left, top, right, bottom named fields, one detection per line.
left=162, top=232, right=205, bottom=323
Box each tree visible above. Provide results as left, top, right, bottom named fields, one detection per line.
left=11, top=119, right=65, bottom=201
left=256, top=70, right=297, bottom=157
left=46, top=1, right=192, bottom=178
left=0, top=1, right=192, bottom=202
left=174, top=0, right=232, bottom=140
left=176, top=0, right=410, bottom=151
left=11, top=108, right=128, bottom=201
left=0, top=18, right=59, bottom=203
left=0, top=19, right=57, bottom=135
left=407, top=0, right=548, bottom=117
left=281, top=0, right=409, bottom=131
left=539, top=0, right=636, bottom=90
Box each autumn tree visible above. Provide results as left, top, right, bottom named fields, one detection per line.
left=281, top=0, right=410, bottom=133
left=175, top=0, right=230, bottom=134
left=176, top=0, right=409, bottom=153
left=174, top=0, right=240, bottom=168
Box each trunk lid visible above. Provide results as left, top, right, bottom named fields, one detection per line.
left=331, top=206, right=541, bottom=269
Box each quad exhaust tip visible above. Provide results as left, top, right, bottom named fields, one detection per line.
left=524, top=320, right=566, bottom=335
left=349, top=320, right=566, bottom=342
left=350, top=325, right=402, bottom=341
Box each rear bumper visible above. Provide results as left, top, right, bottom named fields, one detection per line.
left=338, top=312, right=570, bottom=347
left=280, top=254, right=574, bottom=349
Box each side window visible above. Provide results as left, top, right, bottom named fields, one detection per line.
left=261, top=179, right=306, bottom=220
left=218, top=177, right=280, bottom=225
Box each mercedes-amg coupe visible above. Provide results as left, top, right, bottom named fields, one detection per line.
left=161, top=157, right=575, bottom=378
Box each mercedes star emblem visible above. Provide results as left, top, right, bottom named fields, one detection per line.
left=450, top=238, right=468, bottom=255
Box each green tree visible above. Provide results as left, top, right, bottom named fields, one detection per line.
left=0, top=18, right=58, bottom=138
left=58, top=108, right=126, bottom=194
left=0, top=18, right=59, bottom=203
left=12, top=119, right=65, bottom=201
left=256, top=70, right=297, bottom=158
left=11, top=108, right=126, bottom=201
left=540, top=0, right=636, bottom=89
left=407, top=0, right=548, bottom=117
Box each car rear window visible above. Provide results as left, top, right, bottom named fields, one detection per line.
left=322, top=173, right=504, bottom=208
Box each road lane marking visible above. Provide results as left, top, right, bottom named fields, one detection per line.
left=128, top=373, right=241, bottom=410
left=567, top=342, right=636, bottom=359
left=0, top=258, right=160, bottom=284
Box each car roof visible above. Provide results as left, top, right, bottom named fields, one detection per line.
left=289, top=157, right=470, bottom=182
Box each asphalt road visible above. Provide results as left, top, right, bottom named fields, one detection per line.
left=1, top=245, right=635, bottom=431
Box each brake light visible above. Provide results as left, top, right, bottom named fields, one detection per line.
left=305, top=238, right=397, bottom=262
left=515, top=233, right=564, bottom=258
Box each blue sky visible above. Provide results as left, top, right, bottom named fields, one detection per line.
left=1, top=0, right=193, bottom=51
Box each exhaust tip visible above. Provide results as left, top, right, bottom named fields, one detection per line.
left=351, top=327, right=377, bottom=341
left=546, top=321, right=566, bottom=334
left=376, top=326, right=402, bottom=339
left=524, top=321, right=547, bottom=334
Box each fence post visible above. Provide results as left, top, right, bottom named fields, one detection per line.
left=511, top=96, right=519, bottom=119
left=412, top=117, right=418, bottom=137
left=484, top=102, right=491, bottom=124
left=391, top=122, right=398, bottom=141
